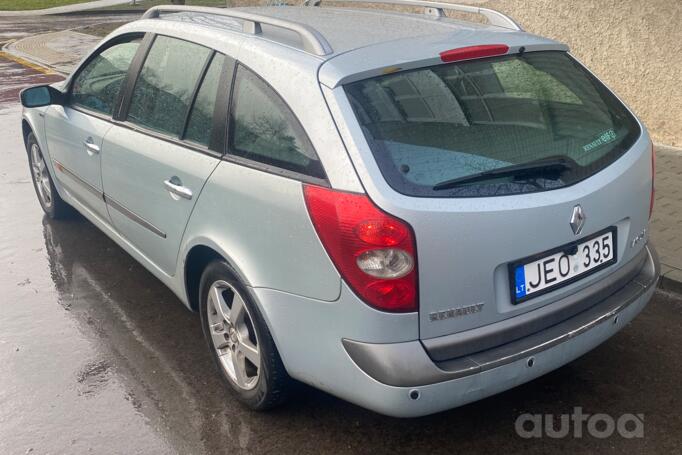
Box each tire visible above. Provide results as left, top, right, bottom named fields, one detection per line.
left=199, top=260, right=292, bottom=410
left=26, top=132, right=73, bottom=219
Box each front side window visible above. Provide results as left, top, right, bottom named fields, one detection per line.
left=229, top=66, right=325, bottom=180
left=127, top=35, right=211, bottom=136
left=345, top=51, right=640, bottom=197
left=70, top=38, right=140, bottom=115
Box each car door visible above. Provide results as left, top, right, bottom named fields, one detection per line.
left=44, top=35, right=143, bottom=221
left=101, top=35, right=231, bottom=275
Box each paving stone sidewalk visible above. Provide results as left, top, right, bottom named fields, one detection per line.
left=651, top=145, right=682, bottom=288
left=4, top=29, right=100, bottom=74
left=4, top=29, right=682, bottom=288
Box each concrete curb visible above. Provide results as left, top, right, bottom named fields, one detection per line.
left=659, top=262, right=682, bottom=294
left=2, top=29, right=102, bottom=75
left=2, top=40, right=67, bottom=76
left=55, top=9, right=143, bottom=15
left=660, top=275, right=682, bottom=294
left=0, top=48, right=59, bottom=75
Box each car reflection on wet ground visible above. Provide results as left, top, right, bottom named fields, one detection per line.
left=1, top=40, right=681, bottom=455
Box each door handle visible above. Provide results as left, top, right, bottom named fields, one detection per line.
left=84, top=137, right=100, bottom=155
left=164, top=177, right=193, bottom=200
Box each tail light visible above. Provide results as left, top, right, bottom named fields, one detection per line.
left=649, top=143, right=655, bottom=219
left=303, top=185, right=418, bottom=313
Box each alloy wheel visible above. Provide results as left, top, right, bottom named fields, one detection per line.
left=206, top=280, right=260, bottom=390
left=30, top=143, right=52, bottom=208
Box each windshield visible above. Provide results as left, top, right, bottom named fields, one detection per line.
left=344, top=51, right=640, bottom=197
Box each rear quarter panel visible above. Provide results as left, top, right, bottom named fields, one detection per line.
left=179, top=160, right=341, bottom=302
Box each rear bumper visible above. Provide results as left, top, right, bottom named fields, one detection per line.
left=339, top=244, right=658, bottom=416
left=254, top=244, right=658, bottom=418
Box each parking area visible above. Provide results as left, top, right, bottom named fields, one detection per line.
left=1, top=16, right=681, bottom=455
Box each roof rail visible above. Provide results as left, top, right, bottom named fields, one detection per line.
left=304, top=0, right=523, bottom=31
left=141, top=5, right=334, bottom=56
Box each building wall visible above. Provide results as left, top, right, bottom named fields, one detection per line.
left=479, top=0, right=681, bottom=147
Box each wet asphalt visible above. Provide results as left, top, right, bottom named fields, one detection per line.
left=1, top=15, right=681, bottom=455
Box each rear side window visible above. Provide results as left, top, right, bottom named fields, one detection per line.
left=345, top=51, right=640, bottom=197
left=228, top=65, right=325, bottom=180
left=184, top=53, right=226, bottom=146
left=127, top=36, right=211, bottom=136
left=71, top=39, right=140, bottom=115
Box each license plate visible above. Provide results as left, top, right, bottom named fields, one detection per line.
left=511, top=227, right=617, bottom=304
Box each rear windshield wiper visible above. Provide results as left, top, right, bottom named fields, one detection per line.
left=432, top=156, right=576, bottom=191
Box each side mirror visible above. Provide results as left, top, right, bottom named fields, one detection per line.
left=20, top=85, right=64, bottom=108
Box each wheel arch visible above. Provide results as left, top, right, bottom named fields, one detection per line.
left=21, top=118, right=32, bottom=147
left=182, top=241, right=251, bottom=313
left=21, top=113, right=61, bottom=193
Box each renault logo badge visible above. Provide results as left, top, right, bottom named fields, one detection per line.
left=570, top=205, right=586, bottom=235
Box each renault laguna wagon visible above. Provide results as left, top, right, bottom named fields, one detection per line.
left=20, top=2, right=659, bottom=417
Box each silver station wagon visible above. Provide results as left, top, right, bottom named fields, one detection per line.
left=20, top=1, right=659, bottom=417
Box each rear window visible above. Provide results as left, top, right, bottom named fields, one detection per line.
left=345, top=51, right=640, bottom=197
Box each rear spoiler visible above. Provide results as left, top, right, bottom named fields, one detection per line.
left=319, top=33, right=569, bottom=88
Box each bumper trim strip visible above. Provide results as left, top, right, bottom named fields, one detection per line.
left=105, top=195, right=167, bottom=239
left=53, top=159, right=104, bottom=200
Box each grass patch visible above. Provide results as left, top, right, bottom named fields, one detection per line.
left=0, top=0, right=92, bottom=10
